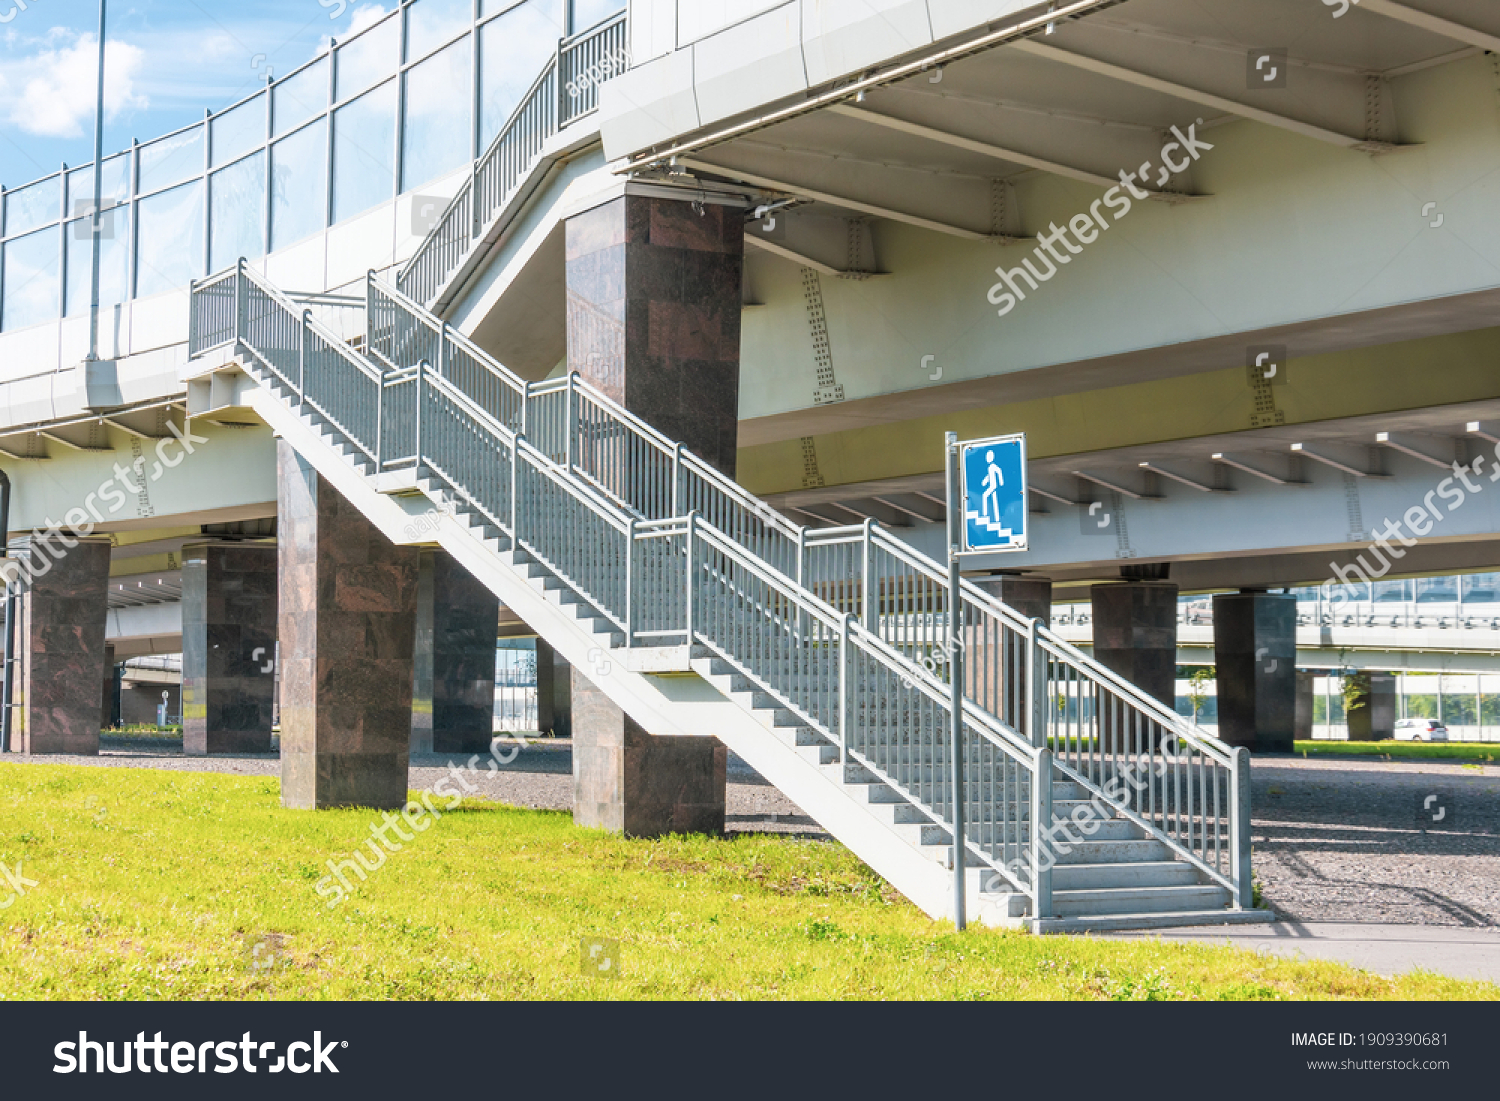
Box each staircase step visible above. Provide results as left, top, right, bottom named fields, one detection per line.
left=1034, top=907, right=1274, bottom=934
left=1053, top=839, right=1173, bottom=864
left=1051, top=861, right=1200, bottom=891
left=1052, top=884, right=1230, bottom=918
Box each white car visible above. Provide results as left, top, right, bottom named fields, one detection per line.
left=1394, top=718, right=1448, bottom=742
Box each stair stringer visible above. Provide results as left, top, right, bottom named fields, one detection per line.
left=240, top=380, right=968, bottom=924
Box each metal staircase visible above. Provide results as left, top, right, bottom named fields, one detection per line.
left=187, top=260, right=1270, bottom=932
left=396, top=12, right=626, bottom=312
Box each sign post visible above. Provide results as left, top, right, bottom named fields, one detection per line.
left=945, top=431, right=1029, bottom=931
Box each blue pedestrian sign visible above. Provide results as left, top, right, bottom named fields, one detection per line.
left=956, top=433, right=1028, bottom=554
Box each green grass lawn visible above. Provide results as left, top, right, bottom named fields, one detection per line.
left=1293, top=740, right=1499, bottom=762
left=0, top=762, right=1492, bottom=1001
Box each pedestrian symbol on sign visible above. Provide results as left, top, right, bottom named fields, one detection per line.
left=955, top=434, right=1027, bottom=554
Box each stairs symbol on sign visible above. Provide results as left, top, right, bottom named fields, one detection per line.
left=965, top=448, right=1013, bottom=541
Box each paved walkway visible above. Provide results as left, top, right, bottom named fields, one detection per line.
left=1103, top=921, right=1500, bottom=984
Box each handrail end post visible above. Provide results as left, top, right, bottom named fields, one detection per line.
left=1031, top=745, right=1054, bottom=923
left=1230, top=745, right=1254, bottom=909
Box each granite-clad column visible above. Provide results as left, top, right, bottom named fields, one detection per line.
left=1295, top=670, right=1314, bottom=740
left=10, top=535, right=111, bottom=755
left=278, top=442, right=419, bottom=809
left=565, top=192, right=743, bottom=475
left=969, top=575, right=1052, bottom=733
left=571, top=666, right=726, bottom=836
left=1212, top=591, right=1296, bottom=752
left=535, top=638, right=571, bottom=737
left=1090, top=580, right=1178, bottom=752
left=411, top=550, right=498, bottom=756
left=101, top=643, right=116, bottom=730
left=563, top=192, right=740, bottom=832
left=182, top=542, right=278, bottom=755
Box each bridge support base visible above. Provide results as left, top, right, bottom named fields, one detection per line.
left=571, top=666, right=726, bottom=837
left=536, top=639, right=571, bottom=738
left=1213, top=591, right=1296, bottom=753
left=277, top=443, right=418, bottom=809
left=182, top=542, right=278, bottom=755
left=411, top=550, right=498, bottom=756
left=10, top=535, right=111, bottom=755
left=1091, top=580, right=1178, bottom=751
left=970, top=575, right=1051, bottom=731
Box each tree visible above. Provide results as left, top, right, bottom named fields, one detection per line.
left=1188, top=667, right=1215, bottom=723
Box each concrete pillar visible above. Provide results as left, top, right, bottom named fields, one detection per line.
left=571, top=666, right=725, bottom=836
left=563, top=192, right=739, bottom=825
left=411, top=550, right=498, bottom=756
left=277, top=442, right=419, bottom=809
left=565, top=192, right=744, bottom=476
left=535, top=638, right=571, bottom=737
left=101, top=643, right=116, bottom=731
left=9, top=535, right=111, bottom=755
left=969, top=575, right=1051, bottom=732
left=1212, top=591, right=1296, bottom=753
left=1090, top=580, right=1178, bottom=751
left=182, top=542, right=278, bottom=755
left=1295, top=670, right=1314, bottom=740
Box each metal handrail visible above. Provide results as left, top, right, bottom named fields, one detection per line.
left=396, top=13, right=626, bottom=308
left=190, top=260, right=1254, bottom=918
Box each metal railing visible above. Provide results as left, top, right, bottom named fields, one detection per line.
left=189, top=260, right=1254, bottom=918
left=397, top=11, right=626, bottom=309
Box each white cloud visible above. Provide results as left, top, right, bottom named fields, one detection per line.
left=317, top=4, right=391, bottom=55
left=0, top=33, right=147, bottom=138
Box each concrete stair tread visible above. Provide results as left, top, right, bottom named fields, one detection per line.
left=1035, top=908, right=1276, bottom=934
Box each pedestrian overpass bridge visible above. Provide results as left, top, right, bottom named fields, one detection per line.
left=3, top=0, right=1499, bottom=931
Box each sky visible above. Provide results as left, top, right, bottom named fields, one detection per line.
left=0, top=0, right=393, bottom=192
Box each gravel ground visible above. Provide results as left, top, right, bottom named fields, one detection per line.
left=10, top=741, right=1497, bottom=924
left=1251, top=756, right=1500, bottom=927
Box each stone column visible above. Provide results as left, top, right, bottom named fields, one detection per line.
left=565, top=192, right=743, bottom=475
left=1295, top=670, right=1314, bottom=740
left=10, top=535, right=111, bottom=755
left=535, top=638, right=571, bottom=737
left=101, top=643, right=116, bottom=730
left=278, top=442, right=419, bottom=809
left=571, top=666, right=726, bottom=836
left=1212, top=591, right=1296, bottom=753
left=411, top=550, right=498, bottom=756
left=1090, top=580, right=1179, bottom=752
left=563, top=192, right=740, bottom=828
left=182, top=542, right=278, bottom=755
left=968, top=574, right=1051, bottom=734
